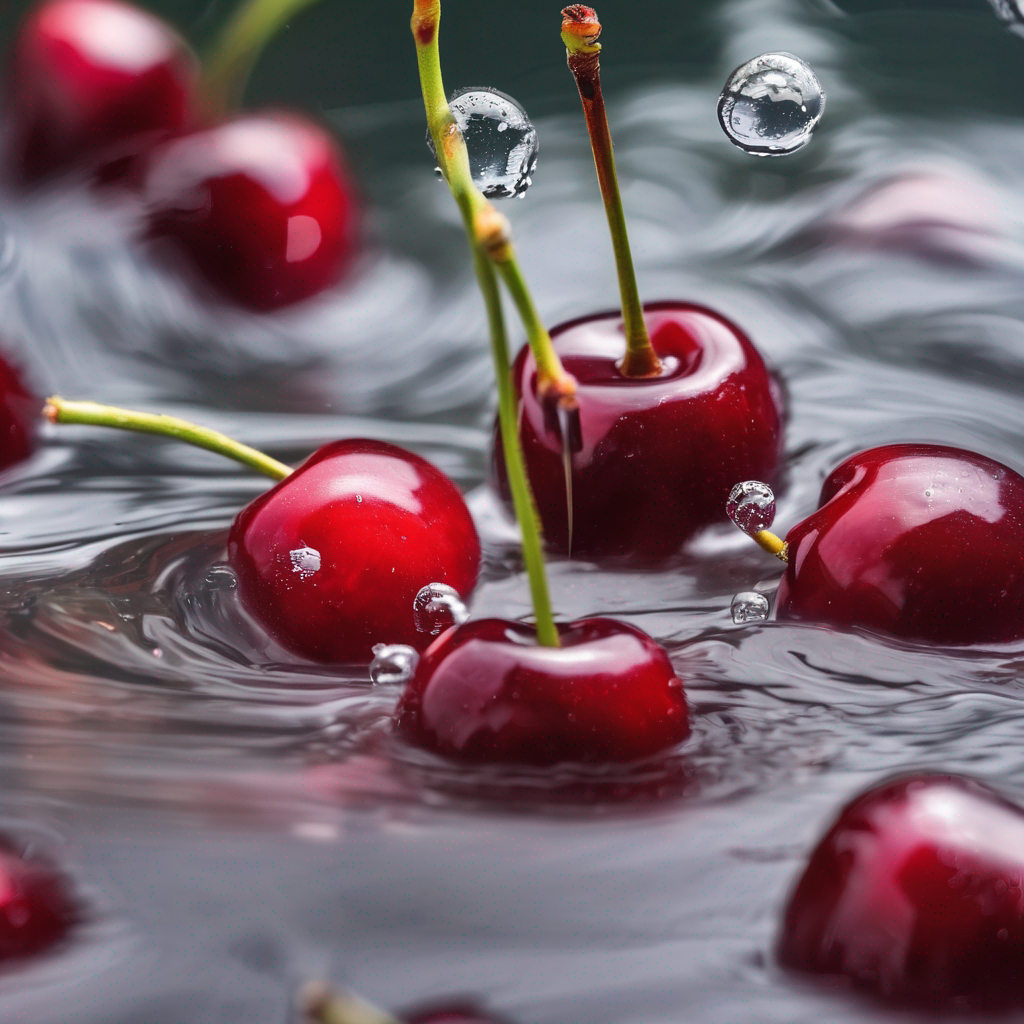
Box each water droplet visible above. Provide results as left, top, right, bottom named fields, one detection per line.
left=726, top=481, right=777, bottom=535
left=731, top=591, right=770, bottom=624
left=369, top=644, right=419, bottom=686
left=427, top=87, right=539, bottom=198
left=413, top=583, right=469, bottom=636
left=718, top=52, right=825, bottom=157
left=289, top=545, right=321, bottom=579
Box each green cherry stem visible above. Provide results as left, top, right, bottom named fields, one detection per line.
left=412, top=0, right=560, bottom=648
left=202, top=0, right=324, bottom=114
left=44, top=397, right=292, bottom=481
left=561, top=5, right=661, bottom=379
left=299, top=982, right=403, bottom=1024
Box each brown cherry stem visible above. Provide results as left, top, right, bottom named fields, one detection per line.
left=561, top=5, right=661, bottom=379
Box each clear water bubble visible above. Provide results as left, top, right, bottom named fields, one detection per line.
left=370, top=644, right=419, bottom=686
left=426, top=87, right=539, bottom=199
left=718, top=53, right=825, bottom=157
left=413, top=583, right=469, bottom=636
left=726, top=481, right=777, bottom=535
left=731, top=591, right=770, bottom=624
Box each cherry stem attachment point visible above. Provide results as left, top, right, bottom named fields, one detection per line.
left=412, top=0, right=560, bottom=647
left=44, top=397, right=292, bottom=482
left=202, top=0, right=323, bottom=115
left=752, top=529, right=789, bottom=562
left=561, top=5, right=661, bottom=379
left=298, top=982, right=403, bottom=1024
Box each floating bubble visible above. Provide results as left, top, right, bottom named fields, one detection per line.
left=731, top=591, right=770, bottom=624
left=718, top=53, right=825, bottom=157
left=427, top=87, right=539, bottom=198
left=413, top=583, right=469, bottom=636
left=726, top=481, right=777, bottom=536
left=370, top=644, right=419, bottom=686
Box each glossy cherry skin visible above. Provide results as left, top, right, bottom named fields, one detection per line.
left=777, top=444, right=1024, bottom=644
left=497, top=302, right=783, bottom=563
left=8, top=0, right=197, bottom=184
left=0, top=357, right=37, bottom=471
left=395, top=617, right=689, bottom=765
left=0, top=845, right=76, bottom=960
left=779, top=774, right=1024, bottom=1011
left=228, top=439, right=480, bottom=664
left=143, top=112, right=359, bottom=310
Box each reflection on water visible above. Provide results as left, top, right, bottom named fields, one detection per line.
left=0, top=0, right=1023, bottom=1020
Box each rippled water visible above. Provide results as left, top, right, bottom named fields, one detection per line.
left=2, top=0, right=1024, bottom=1020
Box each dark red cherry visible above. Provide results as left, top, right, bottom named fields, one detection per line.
left=395, top=617, right=689, bottom=764
left=779, top=773, right=1024, bottom=1011
left=405, top=1006, right=509, bottom=1024
left=143, top=112, right=359, bottom=310
left=497, top=302, right=783, bottom=562
left=777, top=444, right=1024, bottom=644
left=0, top=844, right=76, bottom=960
left=228, top=439, right=480, bottom=664
left=8, top=0, right=197, bottom=184
left=0, top=356, right=37, bottom=471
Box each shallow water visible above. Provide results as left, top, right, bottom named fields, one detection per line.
left=1, top=0, right=1024, bottom=1020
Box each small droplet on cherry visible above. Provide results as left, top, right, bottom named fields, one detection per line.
left=731, top=591, right=770, bottom=624
left=426, top=87, right=539, bottom=198
left=413, top=583, right=469, bottom=636
left=370, top=644, right=419, bottom=686
left=718, top=52, right=825, bottom=157
left=726, top=480, right=777, bottom=535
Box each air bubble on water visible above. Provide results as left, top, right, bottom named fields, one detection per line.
left=413, top=583, right=469, bottom=636
left=718, top=52, right=825, bottom=157
left=726, top=481, right=777, bottom=535
left=369, top=644, right=419, bottom=686
left=289, top=546, right=321, bottom=579
left=426, top=87, right=539, bottom=198
left=731, top=591, right=770, bottom=624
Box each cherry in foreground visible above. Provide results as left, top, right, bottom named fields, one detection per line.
left=8, top=0, right=197, bottom=184
left=229, top=438, right=480, bottom=663
left=395, top=617, right=688, bottom=764
left=0, top=356, right=37, bottom=472
left=144, top=113, right=359, bottom=310
left=780, top=773, right=1024, bottom=1011
left=0, top=844, right=76, bottom=961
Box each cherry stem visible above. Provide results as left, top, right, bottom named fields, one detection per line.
left=44, top=397, right=292, bottom=482
left=752, top=529, right=789, bottom=562
left=561, top=5, right=661, bottom=379
left=412, top=0, right=560, bottom=648
left=299, top=982, right=403, bottom=1024
left=202, top=0, right=323, bottom=114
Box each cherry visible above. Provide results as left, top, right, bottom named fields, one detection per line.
left=395, top=617, right=689, bottom=764
left=0, top=356, right=37, bottom=472
left=497, top=302, right=783, bottom=562
left=0, top=843, right=76, bottom=960
left=776, top=443, right=1024, bottom=644
left=405, top=1007, right=509, bottom=1024
left=7, top=0, right=197, bottom=185
left=143, top=112, right=359, bottom=310
left=228, top=439, right=480, bottom=664
left=779, top=773, right=1024, bottom=1011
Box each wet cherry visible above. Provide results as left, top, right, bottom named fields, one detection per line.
left=777, top=444, right=1024, bottom=644
left=0, top=356, right=37, bottom=472
left=0, top=844, right=76, bottom=960
left=228, top=439, right=480, bottom=664
left=143, top=112, right=359, bottom=310
left=7, top=0, right=197, bottom=184
left=779, top=773, right=1024, bottom=1011
left=497, top=302, right=783, bottom=562
left=395, top=617, right=689, bottom=764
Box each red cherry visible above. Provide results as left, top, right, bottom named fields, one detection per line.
left=779, top=773, right=1024, bottom=1010
left=142, top=112, right=359, bottom=310
left=497, top=302, right=783, bottom=562
left=0, top=845, right=76, bottom=960
left=7, top=0, right=197, bottom=184
left=228, top=439, right=480, bottom=664
left=405, top=1007, right=509, bottom=1024
left=395, top=617, right=689, bottom=764
left=0, top=357, right=36, bottom=472
left=777, top=444, right=1024, bottom=644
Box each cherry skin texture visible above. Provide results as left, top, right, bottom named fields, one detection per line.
left=8, top=0, right=197, bottom=184
left=395, top=617, right=689, bottom=765
left=228, top=439, right=480, bottom=664
left=0, top=357, right=37, bottom=471
left=497, top=302, right=783, bottom=562
left=143, top=113, right=359, bottom=310
left=777, top=444, right=1024, bottom=644
left=779, top=773, right=1024, bottom=1011
left=0, top=845, right=76, bottom=960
